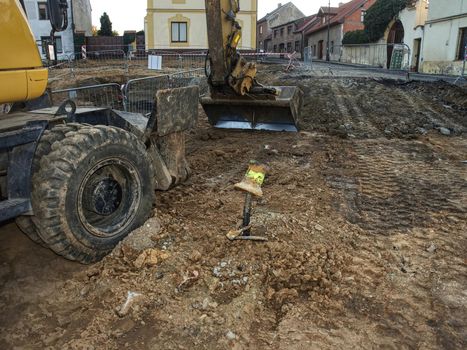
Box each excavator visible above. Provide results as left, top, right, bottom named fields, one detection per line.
left=0, top=0, right=302, bottom=263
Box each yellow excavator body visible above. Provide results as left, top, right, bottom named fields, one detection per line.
left=0, top=0, right=48, bottom=104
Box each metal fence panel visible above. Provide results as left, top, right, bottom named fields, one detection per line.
left=124, top=69, right=206, bottom=115
left=50, top=83, right=123, bottom=110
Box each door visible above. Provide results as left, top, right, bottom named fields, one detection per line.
left=318, top=40, right=323, bottom=59
left=413, top=38, right=421, bottom=72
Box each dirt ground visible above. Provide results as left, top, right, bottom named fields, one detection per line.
left=1, top=64, right=466, bottom=349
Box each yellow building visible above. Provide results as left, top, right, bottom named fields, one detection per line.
left=145, top=0, right=257, bottom=50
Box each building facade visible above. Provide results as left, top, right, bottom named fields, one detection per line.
left=24, top=0, right=92, bottom=59
left=421, top=0, right=467, bottom=75
left=268, top=16, right=317, bottom=58
left=388, top=0, right=429, bottom=71
left=305, top=0, right=375, bottom=60
left=256, top=2, right=305, bottom=52
left=145, top=0, right=258, bottom=50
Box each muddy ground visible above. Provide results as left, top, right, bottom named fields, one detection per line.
left=1, top=64, right=466, bottom=349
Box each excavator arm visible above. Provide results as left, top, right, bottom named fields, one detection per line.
left=202, top=0, right=303, bottom=131
left=205, top=0, right=257, bottom=95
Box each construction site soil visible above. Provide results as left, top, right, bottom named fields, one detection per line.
left=1, top=65, right=466, bottom=349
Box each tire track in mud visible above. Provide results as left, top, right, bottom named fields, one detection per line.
left=390, top=86, right=466, bottom=133
left=328, top=139, right=467, bottom=235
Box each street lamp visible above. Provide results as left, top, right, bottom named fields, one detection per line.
left=326, top=0, right=331, bottom=61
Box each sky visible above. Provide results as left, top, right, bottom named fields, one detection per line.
left=90, top=0, right=345, bottom=35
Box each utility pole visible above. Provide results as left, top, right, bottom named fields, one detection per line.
left=326, top=0, right=331, bottom=61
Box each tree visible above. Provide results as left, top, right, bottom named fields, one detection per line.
left=342, top=30, right=369, bottom=45
left=363, top=0, right=408, bottom=42
left=98, top=12, right=113, bottom=36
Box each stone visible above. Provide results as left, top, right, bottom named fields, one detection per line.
left=226, top=331, right=237, bottom=340
left=439, top=127, right=451, bottom=136
left=426, top=243, right=437, bottom=253
left=134, top=249, right=170, bottom=269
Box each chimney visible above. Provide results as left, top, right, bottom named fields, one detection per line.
left=278, top=3, right=282, bottom=8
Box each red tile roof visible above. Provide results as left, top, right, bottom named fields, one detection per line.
left=305, top=0, right=368, bottom=36
left=294, top=15, right=318, bottom=33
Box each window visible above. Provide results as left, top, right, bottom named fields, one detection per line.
left=287, top=25, right=292, bottom=35
left=259, top=25, right=263, bottom=35
left=273, top=45, right=277, bottom=53
left=331, top=41, right=334, bottom=54
left=295, top=41, right=300, bottom=52
left=361, top=10, right=366, bottom=22
left=274, top=30, right=278, bottom=38
left=171, top=22, right=187, bottom=43
left=259, top=40, right=263, bottom=48
left=38, top=2, right=48, bottom=20
left=287, top=42, right=292, bottom=52
left=458, top=27, right=467, bottom=60
left=280, top=28, right=284, bottom=36
left=41, top=36, right=62, bottom=54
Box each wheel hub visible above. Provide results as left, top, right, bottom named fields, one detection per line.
left=86, top=177, right=123, bottom=216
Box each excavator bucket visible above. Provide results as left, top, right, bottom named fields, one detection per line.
left=200, top=86, right=303, bottom=132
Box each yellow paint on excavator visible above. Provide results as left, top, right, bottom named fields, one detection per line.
left=0, top=0, right=48, bottom=104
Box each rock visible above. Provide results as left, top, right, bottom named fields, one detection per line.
left=426, top=243, right=437, bottom=253
left=314, top=224, right=324, bottom=232
left=116, top=292, right=144, bottom=317
left=134, top=249, right=170, bottom=269
left=439, top=127, right=451, bottom=136
left=121, top=217, right=162, bottom=253
left=226, top=330, right=237, bottom=340
left=189, top=250, right=202, bottom=263
left=214, top=150, right=226, bottom=157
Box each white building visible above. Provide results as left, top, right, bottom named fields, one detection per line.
left=144, top=0, right=258, bottom=50
left=23, top=0, right=92, bottom=59
left=421, top=0, right=467, bottom=75
left=396, top=0, right=429, bottom=72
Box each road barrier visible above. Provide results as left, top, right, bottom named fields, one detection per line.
left=50, top=69, right=207, bottom=116
left=123, top=69, right=206, bottom=115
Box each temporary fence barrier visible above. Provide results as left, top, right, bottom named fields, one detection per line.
left=123, top=69, right=206, bottom=115
left=50, top=83, right=124, bottom=110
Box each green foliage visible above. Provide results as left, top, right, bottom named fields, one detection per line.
left=136, top=30, right=145, bottom=36
left=98, top=12, right=113, bottom=36
left=363, top=0, right=408, bottom=42
left=342, top=30, right=369, bottom=45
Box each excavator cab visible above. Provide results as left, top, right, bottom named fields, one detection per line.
left=201, top=0, right=303, bottom=132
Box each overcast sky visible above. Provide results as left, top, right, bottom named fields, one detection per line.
left=90, top=0, right=345, bottom=34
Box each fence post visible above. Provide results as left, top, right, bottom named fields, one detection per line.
left=81, top=45, right=87, bottom=60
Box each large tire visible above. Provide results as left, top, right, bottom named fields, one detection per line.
left=16, top=123, right=83, bottom=245
left=31, top=126, right=155, bottom=263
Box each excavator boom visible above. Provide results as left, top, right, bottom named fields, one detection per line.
left=201, top=0, right=303, bottom=131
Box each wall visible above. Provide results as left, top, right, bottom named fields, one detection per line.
left=421, top=0, right=467, bottom=75
left=397, top=0, right=428, bottom=69
left=426, top=0, right=467, bottom=21
left=146, top=0, right=257, bottom=50
left=343, top=0, right=376, bottom=33
left=24, top=0, right=92, bottom=59
left=73, top=0, right=93, bottom=36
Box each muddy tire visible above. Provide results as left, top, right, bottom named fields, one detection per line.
left=16, top=123, right=83, bottom=245
left=32, top=126, right=155, bottom=264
